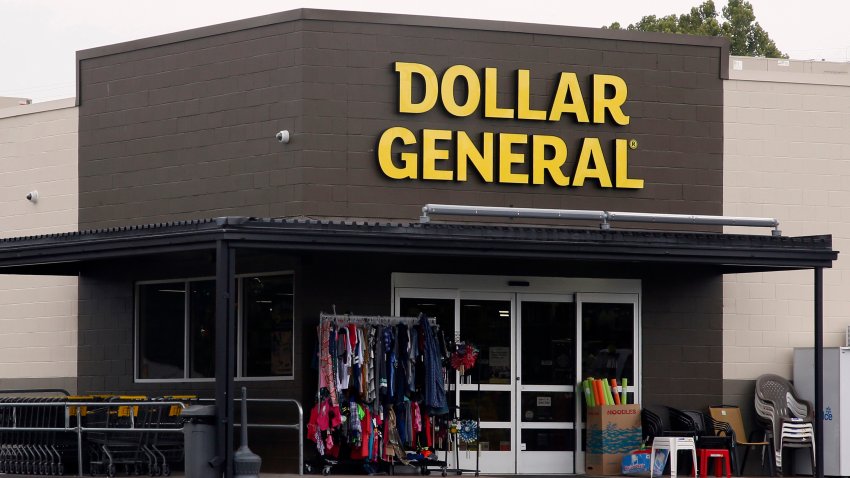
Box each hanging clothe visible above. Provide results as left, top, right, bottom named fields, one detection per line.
left=310, top=313, right=448, bottom=463
left=420, top=315, right=449, bottom=415
left=383, top=406, right=410, bottom=465
left=396, top=324, right=410, bottom=401
left=408, top=326, right=419, bottom=393
left=317, top=321, right=339, bottom=407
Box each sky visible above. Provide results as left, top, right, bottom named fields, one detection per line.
left=2, top=0, right=849, bottom=103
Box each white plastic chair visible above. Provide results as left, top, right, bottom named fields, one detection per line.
left=650, top=436, right=698, bottom=478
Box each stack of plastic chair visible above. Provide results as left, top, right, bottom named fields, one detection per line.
left=642, top=406, right=699, bottom=477
left=642, top=407, right=664, bottom=443
left=644, top=405, right=697, bottom=439
left=677, top=411, right=735, bottom=478
left=754, top=374, right=815, bottom=472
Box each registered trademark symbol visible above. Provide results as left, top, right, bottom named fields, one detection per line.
left=629, top=139, right=638, bottom=150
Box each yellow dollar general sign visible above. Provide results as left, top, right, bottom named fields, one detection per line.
left=377, top=62, right=644, bottom=189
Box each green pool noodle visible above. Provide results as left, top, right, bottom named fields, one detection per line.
left=622, top=378, right=628, bottom=404
left=584, top=379, right=595, bottom=407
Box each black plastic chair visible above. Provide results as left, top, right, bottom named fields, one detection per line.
left=645, top=405, right=696, bottom=438
left=678, top=410, right=737, bottom=474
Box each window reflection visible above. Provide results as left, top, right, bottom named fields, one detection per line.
left=581, top=302, right=634, bottom=382
left=136, top=274, right=294, bottom=380
left=242, top=275, right=294, bottom=377
left=460, top=300, right=511, bottom=384
left=138, top=284, right=185, bottom=379
left=521, top=302, right=575, bottom=385
left=189, top=281, right=215, bottom=378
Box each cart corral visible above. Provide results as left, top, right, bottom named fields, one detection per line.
left=0, top=392, right=304, bottom=477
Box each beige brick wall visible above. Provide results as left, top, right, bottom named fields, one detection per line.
left=0, top=99, right=78, bottom=381
left=724, top=57, right=850, bottom=380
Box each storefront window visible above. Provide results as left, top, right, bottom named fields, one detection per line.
left=138, top=283, right=185, bottom=379
left=136, top=273, right=294, bottom=381
left=242, top=275, right=294, bottom=377
left=189, top=280, right=215, bottom=378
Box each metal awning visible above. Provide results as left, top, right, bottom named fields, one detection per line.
left=0, top=216, right=836, bottom=274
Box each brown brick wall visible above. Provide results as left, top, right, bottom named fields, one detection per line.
left=78, top=21, right=303, bottom=228
left=78, top=11, right=723, bottom=229
left=643, top=271, right=724, bottom=408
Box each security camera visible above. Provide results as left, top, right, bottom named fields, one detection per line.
left=275, top=130, right=290, bottom=144
left=26, top=190, right=38, bottom=203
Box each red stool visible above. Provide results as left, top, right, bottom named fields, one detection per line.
left=697, top=449, right=731, bottom=478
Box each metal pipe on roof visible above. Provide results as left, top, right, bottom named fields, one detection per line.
left=420, top=204, right=605, bottom=222
left=420, top=204, right=782, bottom=236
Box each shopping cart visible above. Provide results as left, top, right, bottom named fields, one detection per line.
left=86, top=395, right=191, bottom=477
left=0, top=395, right=71, bottom=475
left=86, top=396, right=149, bottom=477
left=138, top=396, right=193, bottom=476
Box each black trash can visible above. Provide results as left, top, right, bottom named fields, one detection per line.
left=183, top=405, right=217, bottom=478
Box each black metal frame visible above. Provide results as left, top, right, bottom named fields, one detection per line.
left=0, top=217, right=834, bottom=478
left=814, top=268, right=824, bottom=478
left=0, top=218, right=836, bottom=273
left=214, top=241, right=236, bottom=478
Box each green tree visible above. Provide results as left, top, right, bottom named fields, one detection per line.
left=605, top=0, right=786, bottom=58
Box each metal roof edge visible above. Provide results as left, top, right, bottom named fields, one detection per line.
left=0, top=217, right=835, bottom=272
left=76, top=8, right=727, bottom=63
left=74, top=8, right=730, bottom=104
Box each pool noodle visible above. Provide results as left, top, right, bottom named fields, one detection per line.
left=601, top=379, right=611, bottom=405
left=594, top=379, right=604, bottom=406
left=622, top=378, right=629, bottom=404
left=584, top=380, right=595, bottom=407
left=611, top=379, right=621, bottom=405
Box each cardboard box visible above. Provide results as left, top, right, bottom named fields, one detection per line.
left=585, top=404, right=642, bottom=475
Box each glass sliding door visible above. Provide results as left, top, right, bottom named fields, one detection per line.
left=397, top=290, right=517, bottom=474
left=517, top=295, right=576, bottom=473
left=456, top=293, right=515, bottom=473
left=575, top=293, right=640, bottom=472
left=394, top=277, right=641, bottom=475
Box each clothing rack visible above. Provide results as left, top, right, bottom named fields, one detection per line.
left=443, top=364, right=481, bottom=476
left=319, top=312, right=437, bottom=327
left=310, top=311, right=448, bottom=476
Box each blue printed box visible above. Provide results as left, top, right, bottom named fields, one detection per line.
left=586, top=404, right=642, bottom=475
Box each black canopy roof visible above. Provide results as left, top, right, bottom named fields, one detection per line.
left=0, top=216, right=835, bottom=274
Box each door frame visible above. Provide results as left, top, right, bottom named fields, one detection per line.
left=392, top=274, right=641, bottom=474
left=516, top=292, right=576, bottom=474
left=574, top=292, right=641, bottom=473
left=457, top=291, right=516, bottom=473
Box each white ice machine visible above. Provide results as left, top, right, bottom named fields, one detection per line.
left=793, top=347, right=850, bottom=477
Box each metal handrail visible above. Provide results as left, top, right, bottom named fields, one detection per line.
left=198, top=397, right=304, bottom=475
left=0, top=388, right=71, bottom=396
left=0, top=397, right=305, bottom=476
left=0, top=400, right=187, bottom=477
